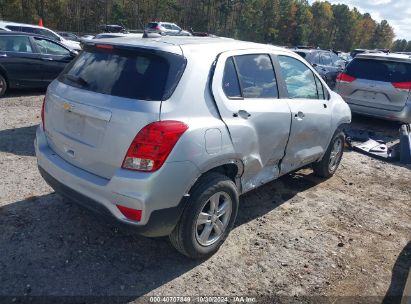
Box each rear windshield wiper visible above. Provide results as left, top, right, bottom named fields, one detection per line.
left=63, top=74, right=89, bottom=87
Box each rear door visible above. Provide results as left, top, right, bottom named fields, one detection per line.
left=0, top=34, right=43, bottom=88
left=275, top=54, right=332, bottom=174
left=337, top=57, right=411, bottom=111
left=31, top=36, right=74, bottom=83
left=212, top=50, right=291, bottom=191
left=44, top=44, right=186, bottom=179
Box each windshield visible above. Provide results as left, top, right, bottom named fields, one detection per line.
left=59, top=45, right=186, bottom=101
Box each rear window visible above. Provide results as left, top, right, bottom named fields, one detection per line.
left=59, top=45, right=186, bottom=101
left=346, top=58, right=411, bottom=83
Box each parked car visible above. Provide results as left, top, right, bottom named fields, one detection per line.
left=336, top=52, right=411, bottom=123
left=350, top=48, right=385, bottom=58
left=93, top=33, right=143, bottom=39
left=100, top=24, right=127, bottom=33
left=0, top=31, right=77, bottom=97
left=0, top=21, right=81, bottom=51
left=35, top=37, right=351, bottom=258
left=338, top=52, right=352, bottom=63
left=294, top=48, right=346, bottom=89
left=144, top=22, right=192, bottom=36
left=57, top=31, right=80, bottom=42
left=80, top=34, right=94, bottom=41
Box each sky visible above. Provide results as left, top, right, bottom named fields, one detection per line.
left=308, top=0, right=411, bottom=41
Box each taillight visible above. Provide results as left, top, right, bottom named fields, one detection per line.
left=41, top=96, right=46, bottom=130
left=336, top=73, right=356, bottom=83
left=392, top=81, right=411, bottom=91
left=122, top=121, right=188, bottom=172
left=155, top=26, right=161, bottom=31
left=116, top=204, right=142, bottom=222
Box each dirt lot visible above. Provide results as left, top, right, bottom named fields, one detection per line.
left=0, top=91, right=410, bottom=303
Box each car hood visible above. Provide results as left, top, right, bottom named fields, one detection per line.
left=61, top=39, right=81, bottom=50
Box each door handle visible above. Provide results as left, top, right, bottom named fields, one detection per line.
left=0, top=53, right=7, bottom=57
left=294, top=111, right=305, bottom=120
left=233, top=110, right=251, bottom=119
left=42, top=57, right=53, bottom=61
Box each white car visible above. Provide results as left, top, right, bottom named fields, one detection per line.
left=0, top=21, right=81, bottom=51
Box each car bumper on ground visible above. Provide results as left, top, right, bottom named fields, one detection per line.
left=35, top=126, right=200, bottom=237
left=346, top=101, right=411, bottom=123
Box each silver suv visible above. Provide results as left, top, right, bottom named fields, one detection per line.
left=144, top=22, right=192, bottom=36
left=35, top=36, right=351, bottom=258
left=336, top=53, right=411, bottom=123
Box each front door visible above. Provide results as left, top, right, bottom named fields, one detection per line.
left=275, top=54, right=332, bottom=175
left=212, top=50, right=291, bottom=193
left=0, top=35, right=43, bottom=88
left=31, top=36, right=73, bottom=84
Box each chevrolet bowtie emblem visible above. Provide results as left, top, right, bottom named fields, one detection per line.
left=63, top=102, right=72, bottom=111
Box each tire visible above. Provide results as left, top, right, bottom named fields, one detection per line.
left=169, top=172, right=239, bottom=259
left=0, top=74, right=7, bottom=97
left=313, top=130, right=345, bottom=178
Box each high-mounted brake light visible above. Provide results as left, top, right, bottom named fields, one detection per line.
left=392, top=81, right=411, bottom=91
left=336, top=73, right=356, bottom=83
left=122, top=121, right=188, bottom=172
left=41, top=96, right=46, bottom=130
left=116, top=204, right=142, bottom=222
left=95, top=44, right=114, bottom=49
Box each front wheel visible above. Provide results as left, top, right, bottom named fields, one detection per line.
left=0, top=74, right=7, bottom=97
left=169, top=173, right=239, bottom=259
left=313, top=131, right=345, bottom=178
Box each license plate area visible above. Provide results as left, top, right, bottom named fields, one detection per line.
left=64, top=111, right=85, bottom=137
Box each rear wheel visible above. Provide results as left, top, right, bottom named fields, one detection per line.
left=0, top=74, right=7, bottom=97
left=313, top=131, right=345, bottom=178
left=169, top=172, right=239, bottom=259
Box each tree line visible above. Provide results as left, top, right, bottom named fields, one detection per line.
left=0, top=0, right=398, bottom=51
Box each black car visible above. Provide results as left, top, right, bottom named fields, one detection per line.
left=0, top=31, right=77, bottom=97
left=293, top=49, right=346, bottom=89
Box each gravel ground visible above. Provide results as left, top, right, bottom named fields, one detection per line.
left=0, top=91, right=410, bottom=303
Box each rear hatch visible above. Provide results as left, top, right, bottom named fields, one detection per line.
left=336, top=57, right=411, bottom=111
left=44, top=43, right=186, bottom=179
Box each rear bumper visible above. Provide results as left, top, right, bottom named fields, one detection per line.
left=35, top=126, right=200, bottom=237
left=346, top=101, right=411, bottom=123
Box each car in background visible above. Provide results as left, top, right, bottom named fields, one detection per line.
left=93, top=33, right=143, bottom=39
left=57, top=31, right=80, bottom=42
left=336, top=52, right=411, bottom=123
left=100, top=24, right=127, bottom=33
left=0, top=21, right=81, bottom=51
left=80, top=34, right=94, bottom=40
left=0, top=31, right=77, bottom=97
left=294, top=48, right=346, bottom=89
left=350, top=48, right=386, bottom=58
left=144, top=22, right=191, bottom=36
left=338, top=52, right=352, bottom=63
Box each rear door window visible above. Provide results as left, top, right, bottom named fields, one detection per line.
left=59, top=45, right=186, bottom=101
left=234, top=54, right=278, bottom=98
left=0, top=35, right=33, bottom=53
left=278, top=55, right=320, bottom=99
left=222, top=57, right=241, bottom=98
left=346, top=58, right=411, bottom=83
